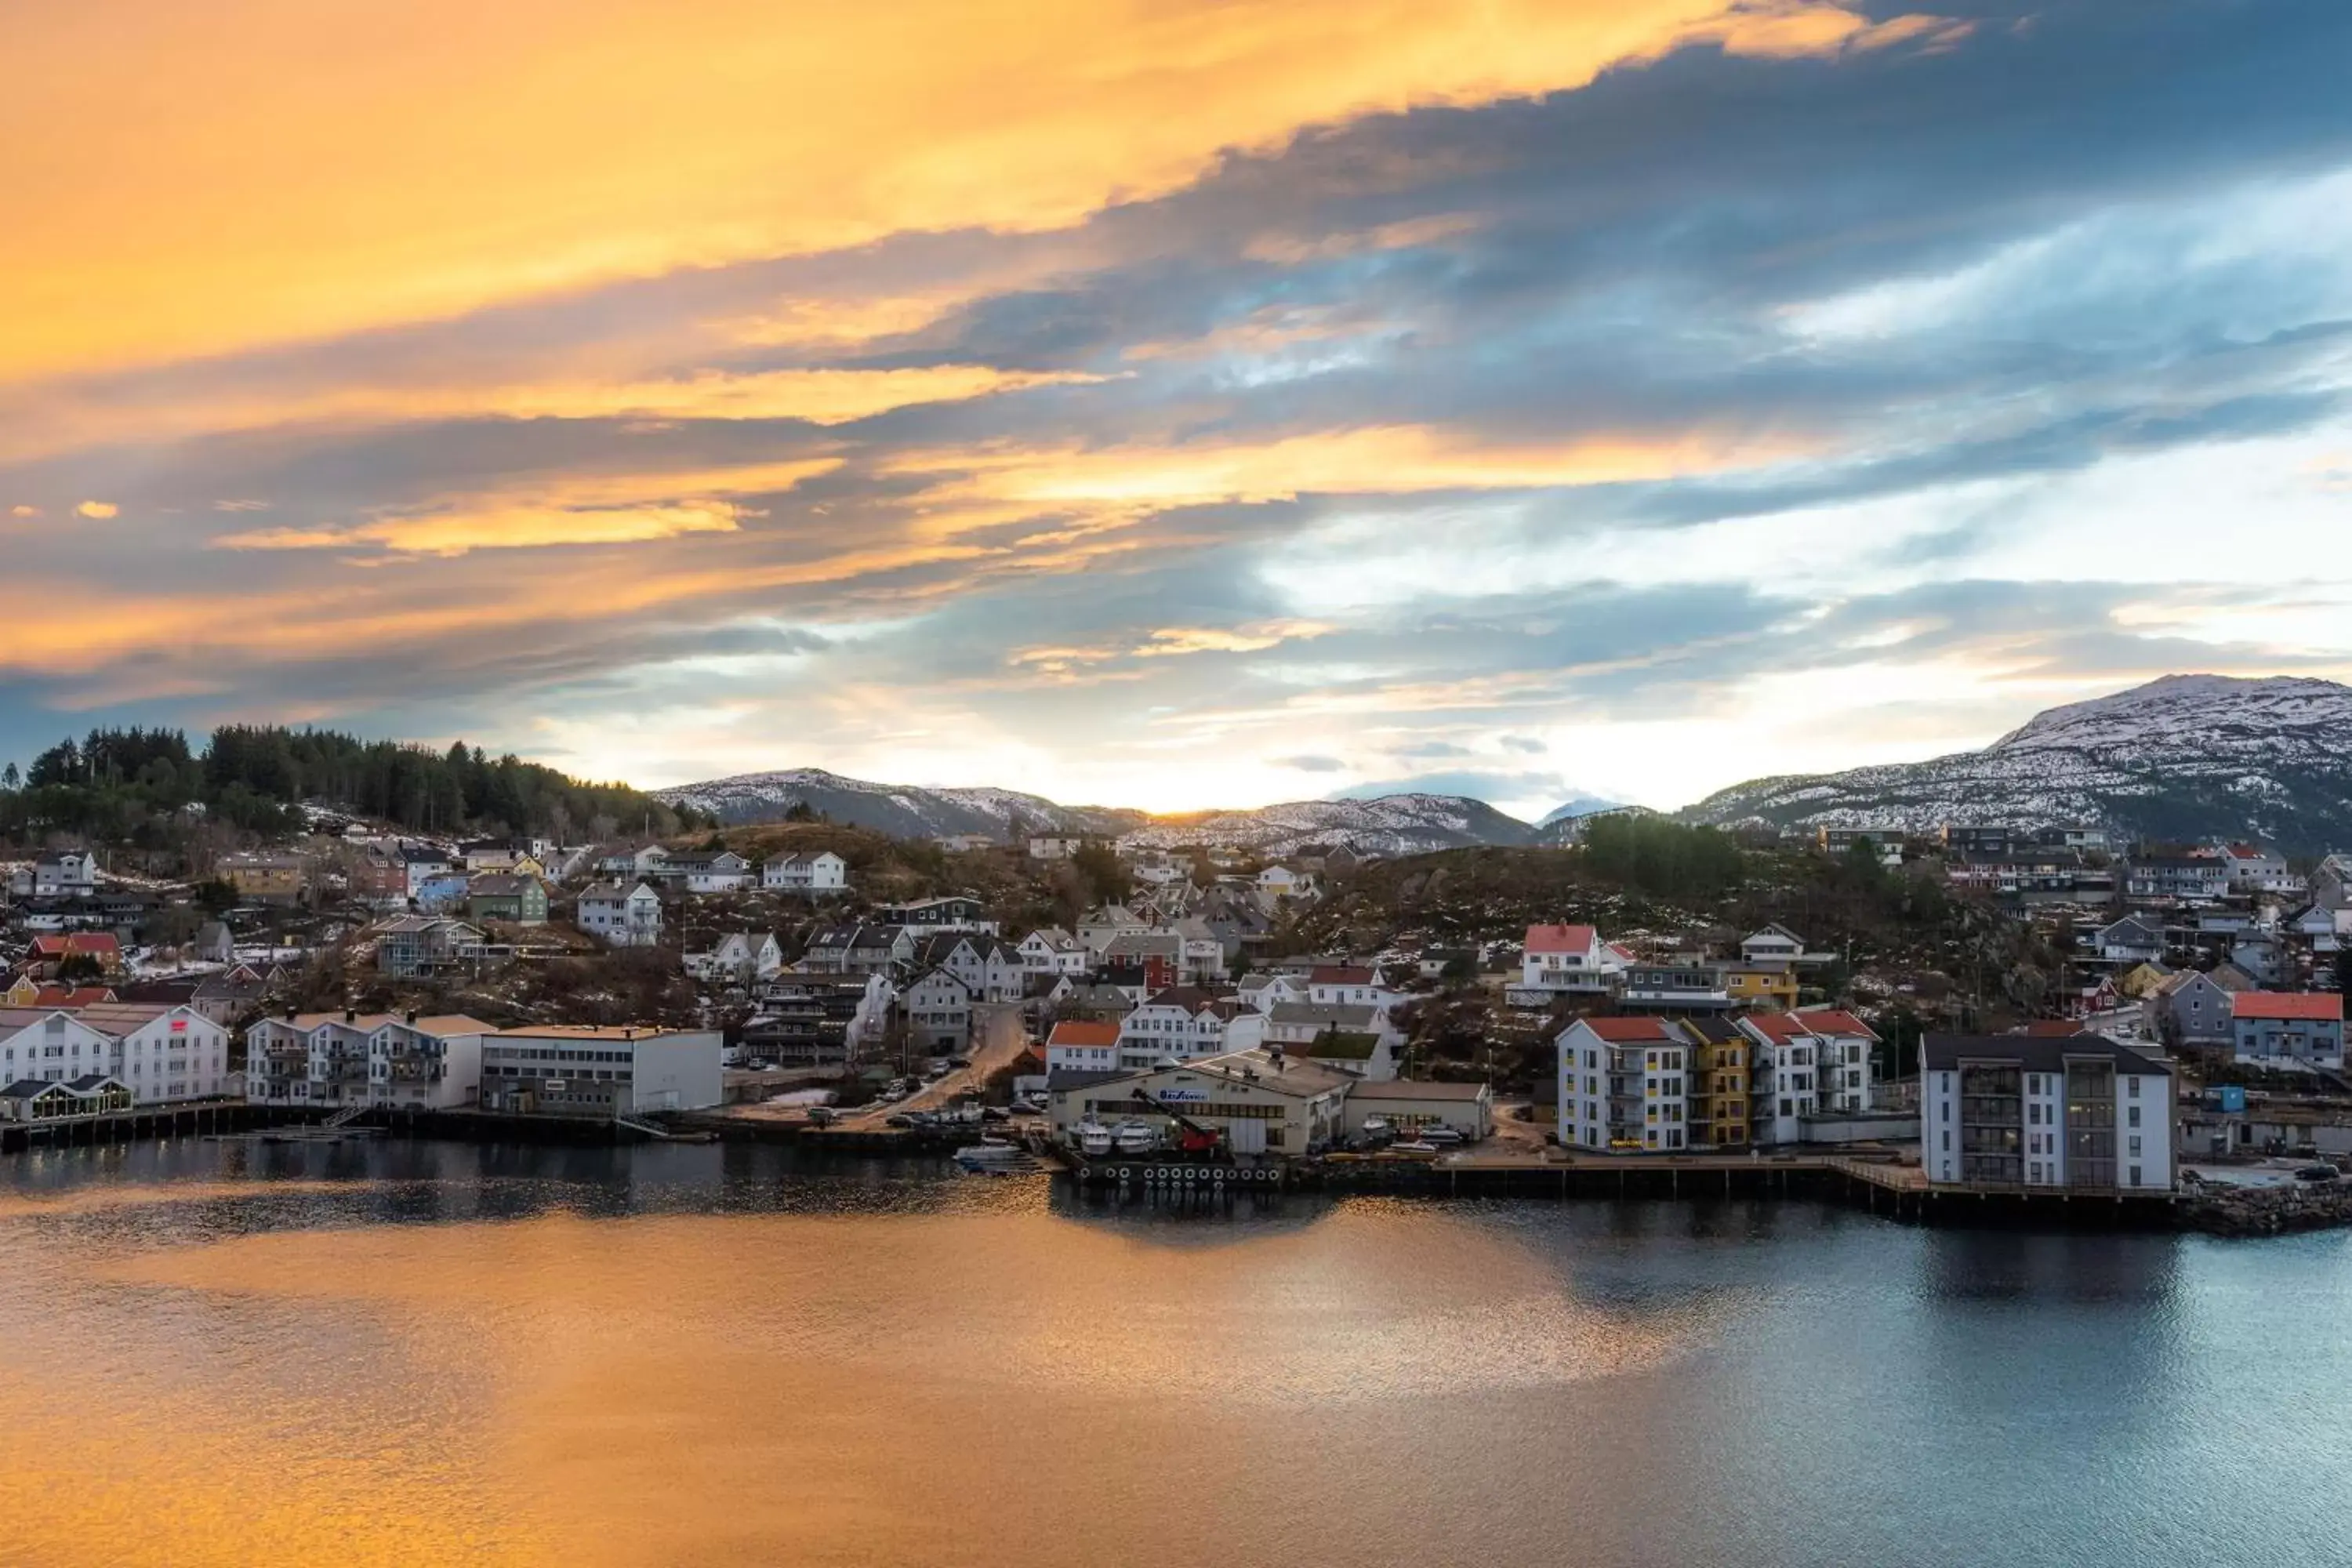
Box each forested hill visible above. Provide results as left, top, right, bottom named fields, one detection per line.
left=0, top=725, right=701, bottom=843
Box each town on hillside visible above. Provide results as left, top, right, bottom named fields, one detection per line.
left=3, top=772, right=2349, bottom=1217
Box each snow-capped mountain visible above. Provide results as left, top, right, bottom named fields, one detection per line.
left=652, top=768, right=1146, bottom=838
left=1120, top=794, right=1541, bottom=857
left=1684, top=674, right=2352, bottom=854
left=654, top=769, right=1541, bottom=855
left=1537, top=794, right=1628, bottom=828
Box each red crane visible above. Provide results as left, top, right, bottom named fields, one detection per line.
left=1127, top=1088, right=1225, bottom=1156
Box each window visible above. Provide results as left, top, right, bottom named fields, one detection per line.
left=2127, top=1077, right=2140, bottom=1098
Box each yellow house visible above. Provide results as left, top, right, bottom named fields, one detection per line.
left=2115, top=961, right=2172, bottom=1000
left=219, top=852, right=307, bottom=905
left=1675, top=1017, right=1750, bottom=1149
left=1722, top=963, right=1799, bottom=1010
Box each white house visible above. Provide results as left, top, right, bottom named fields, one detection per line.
left=1517, top=924, right=1626, bottom=999
left=762, top=851, right=848, bottom=894
left=902, top=968, right=975, bottom=1054
left=1077, top=903, right=1152, bottom=959
left=1256, top=866, right=1316, bottom=900
left=913, top=933, right=1025, bottom=1003
left=1922, top=1034, right=2172, bottom=1191
left=1555, top=1015, right=1689, bottom=1153
left=684, top=931, right=784, bottom=986
left=1028, top=837, right=1083, bottom=861
left=1115, top=987, right=1238, bottom=1070
left=658, top=851, right=754, bottom=894
left=28, top=851, right=100, bottom=898
left=1235, top=971, right=1308, bottom=1011
left=1018, top=927, right=1090, bottom=975
left=2220, top=843, right=2299, bottom=897
left=2094, top=916, right=2165, bottom=966
left=1044, top=1018, right=1122, bottom=1073
left=578, top=881, right=663, bottom=947
left=1306, top=964, right=1398, bottom=1012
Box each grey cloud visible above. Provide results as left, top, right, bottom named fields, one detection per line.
left=1273, top=754, right=1347, bottom=772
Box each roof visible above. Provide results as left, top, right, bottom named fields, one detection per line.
left=1308, top=965, right=1374, bottom=985
left=468, top=873, right=543, bottom=896
left=1137, top=985, right=1232, bottom=1014
left=1674, top=1014, right=1744, bottom=1044
left=27, top=985, right=116, bottom=1007
left=1346, top=1078, right=1491, bottom=1101
left=260, top=1011, right=496, bottom=1035
left=491, top=1024, right=701, bottom=1040
left=1047, top=1020, right=1121, bottom=1048
left=1922, top=1033, right=2172, bottom=1077
left=1267, top=1002, right=1377, bottom=1029
left=1185, top=1047, right=1356, bottom=1098
left=1044, top=1068, right=1131, bottom=1094
left=1566, top=1016, right=1678, bottom=1044
left=2018, top=1020, right=2091, bottom=1037
left=31, top=933, right=119, bottom=957
left=1525, top=924, right=1599, bottom=955
left=1744, top=1008, right=1879, bottom=1043
left=2232, top=993, right=2344, bottom=1022
left=1791, top=1007, right=1878, bottom=1040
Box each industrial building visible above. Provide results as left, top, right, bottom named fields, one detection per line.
left=479, top=1025, right=723, bottom=1118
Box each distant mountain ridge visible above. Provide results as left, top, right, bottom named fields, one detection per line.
left=1681, top=674, right=2352, bottom=855
left=654, top=675, right=2352, bottom=857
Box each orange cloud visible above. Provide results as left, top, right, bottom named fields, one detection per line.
left=888, top=423, right=1811, bottom=513
left=0, top=366, right=1103, bottom=466
left=212, top=459, right=841, bottom=557
left=74, top=500, right=118, bottom=518
left=2, top=0, right=1954, bottom=384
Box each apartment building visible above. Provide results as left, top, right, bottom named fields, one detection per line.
left=1922, top=1034, right=2172, bottom=1192
left=1555, top=1015, right=1690, bottom=1153
left=242, top=1011, right=492, bottom=1110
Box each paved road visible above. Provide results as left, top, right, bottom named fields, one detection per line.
left=838, top=1003, right=1028, bottom=1130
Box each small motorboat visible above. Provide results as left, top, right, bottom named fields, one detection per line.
left=1077, top=1120, right=1115, bottom=1156
left=1359, top=1115, right=1391, bottom=1138
left=1388, top=1140, right=1442, bottom=1160
left=953, top=1138, right=1034, bottom=1172
left=1113, top=1120, right=1160, bottom=1155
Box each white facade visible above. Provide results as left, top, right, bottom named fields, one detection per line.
left=31, top=851, right=100, bottom=898
left=903, top=969, right=975, bottom=1052
left=762, top=851, right=848, bottom=893
left=481, top=1025, right=723, bottom=1116
left=1555, top=1016, right=1689, bottom=1153
left=0, top=1011, right=118, bottom=1087
left=579, top=881, right=664, bottom=946
left=1048, top=1048, right=1352, bottom=1156
left=1922, top=1036, right=2172, bottom=1192
left=684, top=931, right=784, bottom=985
left=99, top=1006, right=233, bottom=1104
left=1028, top=837, right=1081, bottom=860
left=243, top=1013, right=489, bottom=1110
left=1044, top=1020, right=1121, bottom=1073
left=1257, top=866, right=1316, bottom=899
left=1018, top=927, right=1090, bottom=975
left=1116, top=991, right=1233, bottom=1069
left=1519, top=924, right=1625, bottom=996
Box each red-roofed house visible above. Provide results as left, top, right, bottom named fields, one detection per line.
left=27, top=933, right=122, bottom=979
left=1519, top=924, right=1624, bottom=999
left=2230, top=992, right=2344, bottom=1068
left=1737, top=1007, right=1881, bottom=1142
left=1307, top=964, right=1396, bottom=1011
left=1044, top=1019, right=1122, bottom=1073
left=1555, top=1014, right=1687, bottom=1153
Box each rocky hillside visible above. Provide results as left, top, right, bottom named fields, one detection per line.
left=652, top=768, right=1147, bottom=838
left=1685, top=674, right=2352, bottom=854
left=654, top=769, right=1544, bottom=855
left=1119, top=793, right=1541, bottom=857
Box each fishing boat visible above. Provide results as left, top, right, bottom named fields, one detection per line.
left=1077, top=1120, right=1115, bottom=1156
left=1113, top=1120, right=1159, bottom=1155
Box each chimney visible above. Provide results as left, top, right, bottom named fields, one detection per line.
left=344, top=1008, right=357, bottom=1024
left=405, top=1010, right=418, bottom=1025
left=284, top=1004, right=296, bottom=1022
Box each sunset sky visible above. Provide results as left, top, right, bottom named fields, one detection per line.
left=4, top=0, right=2348, bottom=817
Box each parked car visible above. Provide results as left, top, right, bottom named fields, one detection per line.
left=885, top=1113, right=915, bottom=1129
left=947, top=1055, right=972, bottom=1069
left=1417, top=1125, right=1465, bottom=1145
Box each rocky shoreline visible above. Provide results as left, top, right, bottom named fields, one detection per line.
left=2180, top=1178, right=2352, bottom=1237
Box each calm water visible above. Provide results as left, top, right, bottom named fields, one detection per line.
left=2, top=1138, right=2347, bottom=1568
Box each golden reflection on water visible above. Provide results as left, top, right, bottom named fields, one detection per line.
left=0, top=1188, right=1730, bottom=1567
